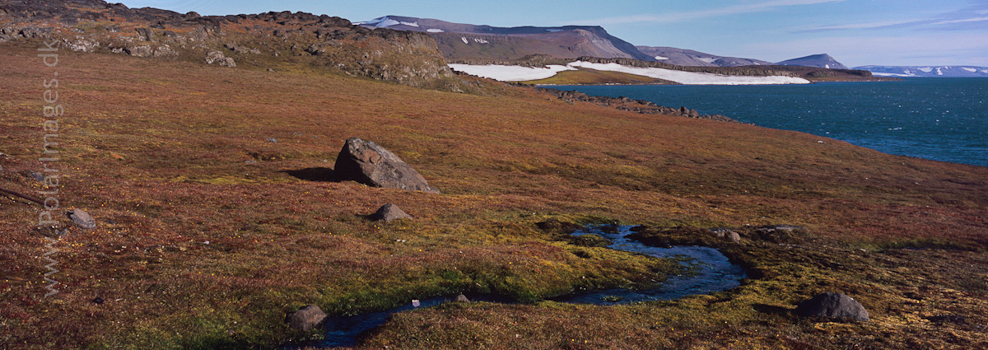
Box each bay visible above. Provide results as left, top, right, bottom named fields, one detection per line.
left=549, top=78, right=988, bottom=167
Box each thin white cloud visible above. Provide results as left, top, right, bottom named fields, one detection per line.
left=572, top=0, right=845, bottom=25
left=796, top=19, right=927, bottom=31
left=799, top=3, right=988, bottom=32
left=932, top=16, right=988, bottom=25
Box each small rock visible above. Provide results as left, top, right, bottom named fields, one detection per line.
left=23, top=170, right=45, bottom=182
left=92, top=297, right=104, bottom=304
left=795, top=292, right=869, bottom=321
left=266, top=138, right=278, bottom=143
left=66, top=209, right=96, bottom=230
left=455, top=293, right=470, bottom=302
left=285, top=305, right=327, bottom=331
left=372, top=203, right=412, bottom=222
left=726, top=231, right=741, bottom=243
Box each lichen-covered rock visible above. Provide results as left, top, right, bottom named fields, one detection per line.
left=333, top=137, right=439, bottom=193
left=796, top=292, right=869, bottom=321
left=205, top=51, right=235, bottom=67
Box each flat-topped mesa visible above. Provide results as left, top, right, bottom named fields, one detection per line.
left=333, top=137, right=440, bottom=193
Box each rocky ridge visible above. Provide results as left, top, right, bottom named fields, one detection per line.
left=0, top=0, right=460, bottom=88
left=544, top=88, right=739, bottom=123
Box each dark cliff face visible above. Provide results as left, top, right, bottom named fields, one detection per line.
left=0, top=0, right=457, bottom=88
left=358, top=16, right=655, bottom=62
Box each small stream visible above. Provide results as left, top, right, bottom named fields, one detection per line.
left=305, top=225, right=746, bottom=348
left=553, top=225, right=746, bottom=304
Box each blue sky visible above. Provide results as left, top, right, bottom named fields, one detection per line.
left=117, top=0, right=988, bottom=67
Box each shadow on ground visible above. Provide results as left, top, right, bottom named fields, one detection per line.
left=283, top=167, right=336, bottom=182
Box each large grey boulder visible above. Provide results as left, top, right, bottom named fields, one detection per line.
left=796, top=292, right=869, bottom=321
left=285, top=305, right=327, bottom=331
left=333, top=137, right=439, bottom=193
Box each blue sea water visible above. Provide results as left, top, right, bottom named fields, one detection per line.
left=550, top=78, right=988, bottom=167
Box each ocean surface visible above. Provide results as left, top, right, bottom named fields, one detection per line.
left=550, top=78, right=988, bottom=167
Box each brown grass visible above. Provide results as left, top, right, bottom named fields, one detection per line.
left=1, top=41, right=986, bottom=349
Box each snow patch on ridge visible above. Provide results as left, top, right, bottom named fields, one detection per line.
left=427, top=28, right=444, bottom=33
left=448, top=62, right=811, bottom=85
left=447, top=64, right=576, bottom=81
left=654, top=56, right=669, bottom=60
left=962, top=67, right=977, bottom=73
left=566, top=61, right=811, bottom=85
left=872, top=72, right=917, bottom=77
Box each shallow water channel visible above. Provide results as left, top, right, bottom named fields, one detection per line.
left=308, top=225, right=746, bottom=348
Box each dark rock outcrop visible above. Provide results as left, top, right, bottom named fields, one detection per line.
left=371, top=203, right=413, bottom=221
left=795, top=292, right=869, bottom=321
left=0, top=0, right=457, bottom=88
left=333, top=137, right=439, bottom=193
left=285, top=305, right=327, bottom=331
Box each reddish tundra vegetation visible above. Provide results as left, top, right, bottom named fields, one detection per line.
left=0, top=15, right=987, bottom=350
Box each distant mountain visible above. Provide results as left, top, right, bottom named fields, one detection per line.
left=357, top=15, right=655, bottom=62
left=777, top=54, right=848, bottom=70
left=854, top=65, right=988, bottom=77
left=635, top=46, right=771, bottom=67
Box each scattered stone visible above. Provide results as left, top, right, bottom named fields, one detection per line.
left=66, top=209, right=97, bottom=230
left=266, top=68, right=275, bottom=72
left=224, top=42, right=260, bottom=54
left=65, top=38, right=98, bottom=52
left=455, top=293, right=470, bottom=302
left=333, top=137, right=440, bottom=193
left=23, top=170, right=45, bottom=182
left=285, top=305, right=327, bottom=331
left=758, top=225, right=804, bottom=233
left=124, top=45, right=153, bottom=57
left=795, top=292, right=869, bottom=321
left=92, top=297, right=104, bottom=304
left=205, top=51, right=236, bottom=67
left=726, top=230, right=742, bottom=243
left=709, top=228, right=734, bottom=238
left=152, top=44, right=177, bottom=57
left=266, top=138, right=278, bottom=143
left=135, top=27, right=153, bottom=41
left=371, top=203, right=413, bottom=222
